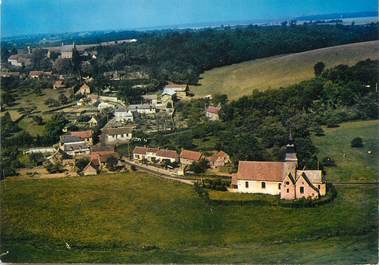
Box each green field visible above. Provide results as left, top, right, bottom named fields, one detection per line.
left=1, top=171, right=377, bottom=263
left=312, top=120, right=379, bottom=182
left=192, top=40, right=379, bottom=99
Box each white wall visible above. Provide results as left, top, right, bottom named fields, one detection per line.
left=237, top=180, right=282, bottom=195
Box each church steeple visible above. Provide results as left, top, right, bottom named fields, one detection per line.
left=285, top=130, right=298, bottom=163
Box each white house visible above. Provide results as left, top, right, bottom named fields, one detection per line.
left=114, top=107, right=134, bottom=122
left=59, top=135, right=90, bottom=156
left=133, top=146, right=178, bottom=163
left=101, top=126, right=133, bottom=145
left=127, top=104, right=156, bottom=115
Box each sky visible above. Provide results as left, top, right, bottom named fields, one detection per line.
left=1, top=0, right=378, bottom=37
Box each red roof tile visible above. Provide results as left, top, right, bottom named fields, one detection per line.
left=180, top=149, right=202, bottom=162
left=236, top=161, right=286, bottom=182
left=206, top=106, right=221, bottom=114
left=156, top=149, right=178, bottom=159
left=208, top=151, right=230, bottom=162
left=70, top=130, right=93, bottom=139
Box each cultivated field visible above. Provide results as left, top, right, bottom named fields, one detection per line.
left=1, top=171, right=377, bottom=263
left=192, top=40, right=379, bottom=99
left=312, top=119, right=379, bottom=182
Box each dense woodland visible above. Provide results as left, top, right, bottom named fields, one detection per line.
left=93, top=23, right=378, bottom=85
left=149, top=59, right=378, bottom=170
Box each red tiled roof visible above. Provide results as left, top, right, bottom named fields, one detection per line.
left=91, top=152, right=117, bottom=163
left=71, top=130, right=93, bottom=139
left=206, top=106, right=221, bottom=114
left=133, top=146, right=147, bottom=155
left=236, top=161, right=286, bottom=182
left=156, top=149, right=178, bottom=159
left=208, top=151, right=229, bottom=162
left=180, top=149, right=202, bottom=161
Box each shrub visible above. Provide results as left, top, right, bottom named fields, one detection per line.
left=76, top=158, right=90, bottom=172
left=45, top=162, right=65, bottom=173
left=321, top=156, right=336, bottom=167
left=351, top=137, right=363, bottom=148
left=202, top=178, right=231, bottom=191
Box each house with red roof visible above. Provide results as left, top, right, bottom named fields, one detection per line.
left=230, top=135, right=326, bottom=200
left=180, top=149, right=203, bottom=166
left=205, top=105, right=221, bottom=121
left=133, top=146, right=178, bottom=163
left=70, top=130, right=93, bottom=145
left=208, top=151, right=231, bottom=168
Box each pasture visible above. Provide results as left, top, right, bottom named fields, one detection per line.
left=1, top=171, right=377, bottom=263
left=192, top=40, right=379, bottom=99
left=312, top=119, right=379, bottom=182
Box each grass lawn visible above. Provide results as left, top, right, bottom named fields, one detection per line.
left=192, top=41, right=379, bottom=99
left=17, top=116, right=47, bottom=136
left=14, top=88, right=72, bottom=114
left=312, top=120, right=379, bottom=182
left=1, top=172, right=377, bottom=263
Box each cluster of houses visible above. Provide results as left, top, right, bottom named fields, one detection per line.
left=48, top=129, right=120, bottom=175
left=132, top=146, right=231, bottom=173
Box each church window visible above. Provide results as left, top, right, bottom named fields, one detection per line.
left=318, top=185, right=321, bottom=189
left=300, top=187, right=304, bottom=194
left=278, top=183, right=281, bottom=189
left=245, top=181, right=249, bottom=188
left=287, top=189, right=289, bottom=193
left=286, top=181, right=289, bottom=185
left=261, top=182, right=266, bottom=189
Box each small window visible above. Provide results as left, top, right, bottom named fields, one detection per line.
left=278, top=183, right=281, bottom=189
left=261, top=182, right=266, bottom=189
left=287, top=189, right=289, bottom=193
left=318, top=185, right=321, bottom=189
left=300, top=187, right=304, bottom=194
left=245, top=181, right=249, bottom=188
left=286, top=181, right=289, bottom=185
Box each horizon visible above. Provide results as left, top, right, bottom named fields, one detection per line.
left=1, top=0, right=378, bottom=38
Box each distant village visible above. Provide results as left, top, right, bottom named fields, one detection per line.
left=1, top=42, right=326, bottom=201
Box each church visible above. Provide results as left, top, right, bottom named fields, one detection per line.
left=230, top=133, right=326, bottom=200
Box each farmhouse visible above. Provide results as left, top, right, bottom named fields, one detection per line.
left=53, top=80, right=66, bottom=89
left=230, top=135, right=326, bottom=200
left=206, top=105, right=221, bottom=121
left=59, top=135, right=90, bottom=156
left=88, top=116, right=98, bottom=127
left=29, top=71, right=51, bottom=79
left=133, top=146, right=160, bottom=162
left=127, top=104, right=156, bottom=114
left=114, top=107, right=134, bottom=122
left=101, top=126, right=133, bottom=145
left=8, top=54, right=32, bottom=67
left=76, top=83, right=91, bottom=95
left=180, top=149, right=203, bottom=166
left=82, top=161, right=99, bottom=176
left=70, top=130, right=93, bottom=145
left=132, top=146, right=178, bottom=163
left=208, top=151, right=231, bottom=168
left=164, top=83, right=189, bottom=99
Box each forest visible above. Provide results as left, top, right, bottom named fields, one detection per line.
left=93, top=23, right=379, bottom=85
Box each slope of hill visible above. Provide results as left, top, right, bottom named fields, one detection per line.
left=192, top=40, right=379, bottom=99
left=1, top=172, right=377, bottom=263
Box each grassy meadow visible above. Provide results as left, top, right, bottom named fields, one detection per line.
left=312, top=120, right=379, bottom=182
left=192, top=40, right=379, bottom=99
left=1, top=171, right=377, bottom=263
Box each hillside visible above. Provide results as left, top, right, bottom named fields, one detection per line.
left=192, top=40, right=379, bottom=99
left=1, top=171, right=377, bottom=263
